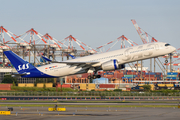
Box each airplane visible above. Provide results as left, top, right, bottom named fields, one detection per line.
left=4, top=42, right=176, bottom=79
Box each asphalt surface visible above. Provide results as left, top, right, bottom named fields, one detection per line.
left=0, top=99, right=180, bottom=120
left=0, top=107, right=180, bottom=120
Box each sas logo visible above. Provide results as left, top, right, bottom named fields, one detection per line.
left=45, top=65, right=57, bottom=70
left=18, top=63, right=29, bottom=71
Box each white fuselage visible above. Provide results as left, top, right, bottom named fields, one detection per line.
left=37, top=42, right=176, bottom=77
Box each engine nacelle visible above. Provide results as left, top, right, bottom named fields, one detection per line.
left=101, top=59, right=125, bottom=71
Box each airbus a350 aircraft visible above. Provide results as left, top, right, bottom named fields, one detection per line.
left=4, top=42, right=176, bottom=78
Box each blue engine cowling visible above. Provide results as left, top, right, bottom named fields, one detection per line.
left=101, top=59, right=125, bottom=71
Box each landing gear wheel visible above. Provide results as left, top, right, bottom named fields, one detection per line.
left=88, top=76, right=91, bottom=79
left=96, top=75, right=101, bottom=78
left=87, top=75, right=101, bottom=79
left=93, top=75, right=96, bottom=79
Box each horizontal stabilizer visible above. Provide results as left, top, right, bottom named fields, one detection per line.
left=41, top=56, right=52, bottom=62
left=6, top=73, right=29, bottom=77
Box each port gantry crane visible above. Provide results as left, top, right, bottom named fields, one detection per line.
left=0, top=26, right=30, bottom=67
left=96, top=35, right=138, bottom=53
left=58, top=35, right=97, bottom=60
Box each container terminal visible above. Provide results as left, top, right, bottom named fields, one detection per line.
left=0, top=20, right=180, bottom=91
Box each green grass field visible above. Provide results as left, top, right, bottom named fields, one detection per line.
left=0, top=100, right=179, bottom=103
left=0, top=100, right=179, bottom=108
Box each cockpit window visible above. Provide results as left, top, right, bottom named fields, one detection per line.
left=165, top=43, right=170, bottom=46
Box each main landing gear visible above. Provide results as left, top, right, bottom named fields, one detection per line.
left=87, top=75, right=101, bottom=79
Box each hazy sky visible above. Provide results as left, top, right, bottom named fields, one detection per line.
left=0, top=0, right=180, bottom=71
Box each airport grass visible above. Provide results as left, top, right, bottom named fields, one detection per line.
left=0, top=104, right=177, bottom=108
left=11, top=86, right=78, bottom=92
left=0, top=100, right=58, bottom=103
left=0, top=100, right=179, bottom=104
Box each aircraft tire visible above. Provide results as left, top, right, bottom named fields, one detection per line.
left=93, top=75, right=96, bottom=79
left=96, top=75, right=101, bottom=78
left=88, top=76, right=91, bottom=79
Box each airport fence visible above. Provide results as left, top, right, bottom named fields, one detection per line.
left=0, top=91, right=180, bottom=97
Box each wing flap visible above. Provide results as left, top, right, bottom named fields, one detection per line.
left=51, top=61, right=99, bottom=65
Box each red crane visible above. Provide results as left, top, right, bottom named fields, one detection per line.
left=131, top=19, right=158, bottom=44
left=96, top=35, right=138, bottom=52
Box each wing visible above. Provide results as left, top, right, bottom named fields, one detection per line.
left=51, top=61, right=100, bottom=69
left=51, top=61, right=98, bottom=64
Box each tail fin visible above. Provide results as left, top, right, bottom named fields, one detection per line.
left=4, top=51, right=36, bottom=74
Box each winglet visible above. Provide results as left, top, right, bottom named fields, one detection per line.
left=69, top=54, right=76, bottom=59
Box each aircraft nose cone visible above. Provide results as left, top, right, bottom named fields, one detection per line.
left=172, top=47, right=176, bottom=52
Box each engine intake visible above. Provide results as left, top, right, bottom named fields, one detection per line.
left=101, top=59, right=125, bottom=71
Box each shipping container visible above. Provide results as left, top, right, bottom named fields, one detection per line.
left=167, top=72, right=178, bottom=75
left=81, top=73, right=89, bottom=78
left=0, top=84, right=12, bottom=88
left=145, top=75, right=155, bottom=77
left=165, top=84, right=174, bottom=87
left=167, top=75, right=178, bottom=77
left=0, top=88, right=11, bottom=90
left=124, top=75, right=137, bottom=77
left=121, top=88, right=127, bottom=91
left=166, top=77, right=179, bottom=80
left=45, top=83, right=53, bottom=88
left=37, top=83, right=44, bottom=88
left=131, top=86, right=144, bottom=91
left=26, top=83, right=34, bottom=87
left=93, top=78, right=109, bottom=84
left=99, top=84, right=115, bottom=88
left=144, top=77, right=156, bottom=80
left=57, top=84, right=71, bottom=88
left=104, top=74, right=114, bottom=79
left=87, top=84, right=95, bottom=90
left=149, top=84, right=155, bottom=90
left=0, top=84, right=12, bottom=90
left=126, top=88, right=131, bottom=91
left=18, top=83, right=26, bottom=87
left=114, top=73, right=124, bottom=78
left=80, top=84, right=87, bottom=89
left=104, top=72, right=114, bottom=75
left=145, top=72, right=156, bottom=75
left=79, top=84, right=95, bottom=90
left=113, top=80, right=121, bottom=83
left=122, top=77, right=134, bottom=79
left=158, top=84, right=167, bottom=87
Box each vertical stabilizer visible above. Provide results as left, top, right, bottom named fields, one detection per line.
left=4, top=51, right=36, bottom=74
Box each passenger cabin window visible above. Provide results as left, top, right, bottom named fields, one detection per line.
left=165, top=43, right=170, bottom=46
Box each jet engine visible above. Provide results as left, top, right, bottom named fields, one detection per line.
left=101, top=59, right=125, bottom=71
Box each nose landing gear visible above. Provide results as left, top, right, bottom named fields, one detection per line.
left=88, top=75, right=101, bottom=79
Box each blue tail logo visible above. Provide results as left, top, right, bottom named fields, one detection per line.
left=4, top=50, right=55, bottom=78
left=4, top=51, right=35, bottom=74
left=18, top=63, right=30, bottom=71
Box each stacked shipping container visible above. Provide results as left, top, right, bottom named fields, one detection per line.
left=0, top=84, right=12, bottom=90
left=166, top=72, right=179, bottom=80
